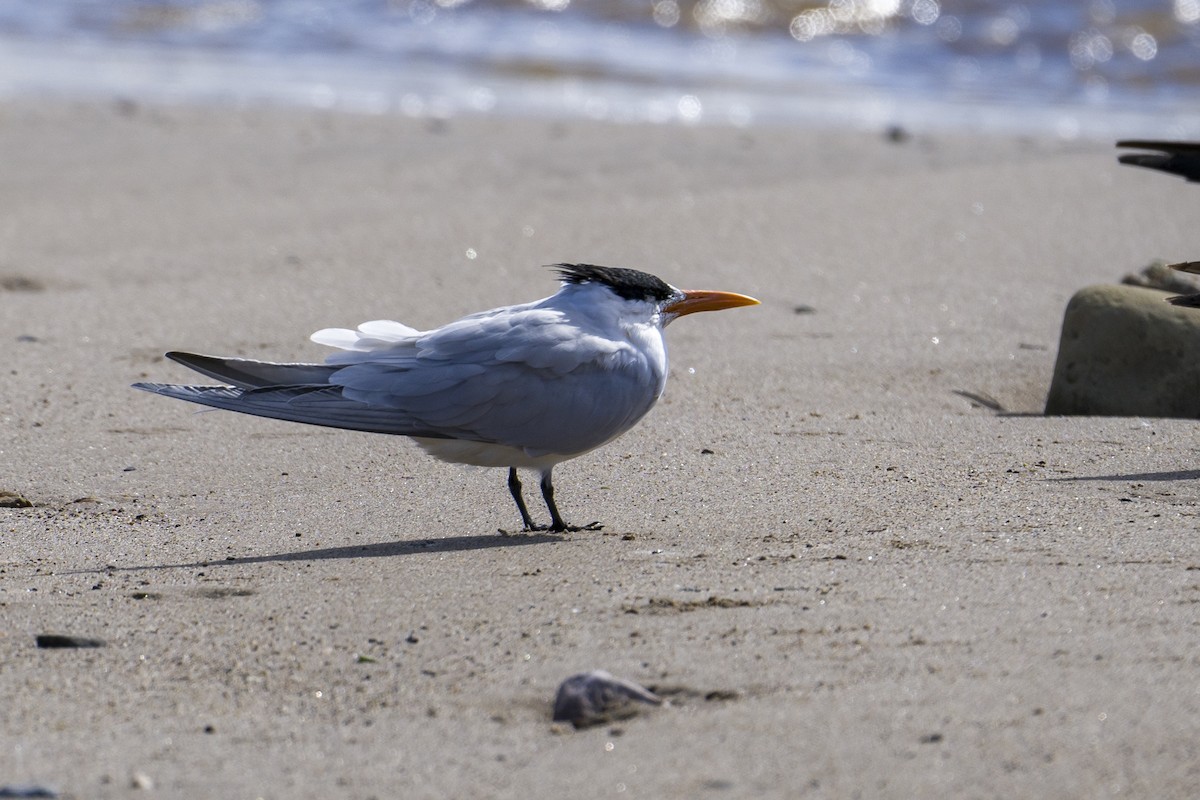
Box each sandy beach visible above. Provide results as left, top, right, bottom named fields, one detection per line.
left=2, top=100, right=1198, bottom=798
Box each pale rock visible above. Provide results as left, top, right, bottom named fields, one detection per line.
left=1045, top=284, right=1200, bottom=417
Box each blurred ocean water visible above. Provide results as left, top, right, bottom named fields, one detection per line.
left=2, top=0, right=1200, bottom=137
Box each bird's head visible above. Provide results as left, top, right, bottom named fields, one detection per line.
left=553, top=263, right=759, bottom=326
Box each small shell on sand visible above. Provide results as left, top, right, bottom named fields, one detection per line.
left=552, top=670, right=662, bottom=729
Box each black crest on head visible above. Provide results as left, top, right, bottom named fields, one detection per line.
left=553, top=264, right=675, bottom=303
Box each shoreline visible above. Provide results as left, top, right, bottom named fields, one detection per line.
left=5, top=36, right=1200, bottom=140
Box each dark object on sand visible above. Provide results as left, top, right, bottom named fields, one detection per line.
left=1166, top=261, right=1200, bottom=307
left=1121, top=261, right=1200, bottom=296
left=35, top=634, right=106, bottom=649
left=1117, top=140, right=1200, bottom=182
left=0, top=491, right=33, bottom=508
left=552, top=670, right=662, bottom=728
left=0, top=786, right=58, bottom=798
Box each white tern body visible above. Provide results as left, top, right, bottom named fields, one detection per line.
left=134, top=264, right=758, bottom=531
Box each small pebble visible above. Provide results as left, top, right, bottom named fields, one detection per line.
left=552, top=670, right=662, bottom=729
left=0, top=491, right=33, bottom=508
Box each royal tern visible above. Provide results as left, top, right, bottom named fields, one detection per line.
left=134, top=264, right=759, bottom=532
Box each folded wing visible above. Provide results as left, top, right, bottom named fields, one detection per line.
left=134, top=307, right=663, bottom=458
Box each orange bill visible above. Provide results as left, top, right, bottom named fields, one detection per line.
left=664, top=289, right=761, bottom=317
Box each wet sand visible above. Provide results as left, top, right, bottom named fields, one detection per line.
left=1, top=100, right=1198, bottom=798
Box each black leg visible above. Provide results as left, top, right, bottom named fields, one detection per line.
left=539, top=469, right=568, bottom=532
left=539, top=469, right=603, bottom=533
left=508, top=467, right=538, bottom=531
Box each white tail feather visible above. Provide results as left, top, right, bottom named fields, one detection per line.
left=311, top=320, right=421, bottom=352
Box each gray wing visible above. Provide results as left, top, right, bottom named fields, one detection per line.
left=330, top=358, right=661, bottom=456
left=324, top=309, right=664, bottom=456
left=134, top=308, right=664, bottom=456
left=134, top=351, right=455, bottom=438
left=131, top=382, right=454, bottom=438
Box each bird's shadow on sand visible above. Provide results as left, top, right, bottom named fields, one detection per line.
left=91, top=532, right=563, bottom=574
left=1046, top=469, right=1200, bottom=483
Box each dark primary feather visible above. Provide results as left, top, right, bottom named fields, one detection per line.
left=131, top=381, right=456, bottom=439
left=165, top=352, right=339, bottom=389
left=1117, top=140, right=1200, bottom=182
left=553, top=263, right=675, bottom=303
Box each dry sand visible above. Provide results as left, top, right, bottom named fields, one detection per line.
left=1, top=100, right=1198, bottom=798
